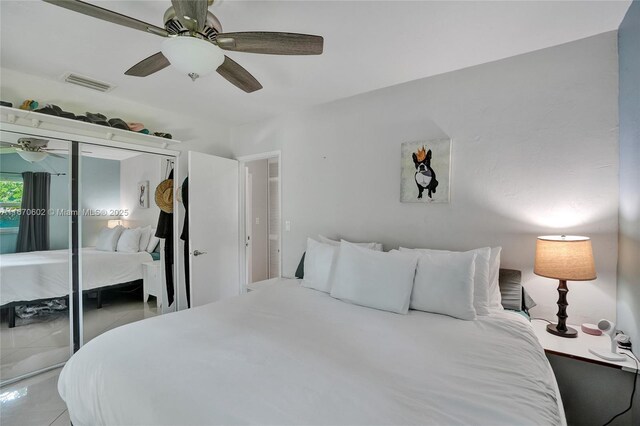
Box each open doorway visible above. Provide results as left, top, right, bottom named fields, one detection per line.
left=240, top=153, right=281, bottom=287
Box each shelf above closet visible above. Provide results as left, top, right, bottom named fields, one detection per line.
left=0, top=106, right=181, bottom=148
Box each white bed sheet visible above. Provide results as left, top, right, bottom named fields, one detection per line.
left=59, top=278, right=564, bottom=426
left=0, top=248, right=152, bottom=305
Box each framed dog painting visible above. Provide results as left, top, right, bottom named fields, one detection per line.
left=400, top=138, right=451, bottom=203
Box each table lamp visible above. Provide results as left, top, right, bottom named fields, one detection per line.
left=534, top=235, right=596, bottom=338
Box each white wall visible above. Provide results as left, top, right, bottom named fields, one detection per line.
left=120, top=153, right=164, bottom=229
left=231, top=32, right=620, bottom=325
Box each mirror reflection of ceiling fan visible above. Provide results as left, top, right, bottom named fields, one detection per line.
left=42, top=0, right=324, bottom=93
left=0, top=138, right=90, bottom=163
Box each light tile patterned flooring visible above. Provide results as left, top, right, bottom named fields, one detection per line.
left=0, top=293, right=159, bottom=425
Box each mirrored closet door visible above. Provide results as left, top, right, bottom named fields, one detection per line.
left=0, top=130, right=72, bottom=384
left=79, top=144, right=176, bottom=346
left=0, top=129, right=179, bottom=385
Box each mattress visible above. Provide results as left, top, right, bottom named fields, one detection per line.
left=59, top=278, right=564, bottom=425
left=0, top=248, right=152, bottom=306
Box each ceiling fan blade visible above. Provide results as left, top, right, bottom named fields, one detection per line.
left=217, top=56, right=262, bottom=93
left=216, top=32, right=323, bottom=55
left=42, top=0, right=168, bottom=37
left=125, top=52, right=171, bottom=77
left=0, top=141, right=19, bottom=148
left=47, top=153, right=66, bottom=159
left=171, top=0, right=208, bottom=32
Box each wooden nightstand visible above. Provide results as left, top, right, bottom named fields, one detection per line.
left=531, top=319, right=639, bottom=426
left=143, top=261, right=162, bottom=307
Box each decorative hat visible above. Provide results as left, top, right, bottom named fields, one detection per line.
left=154, top=179, right=173, bottom=213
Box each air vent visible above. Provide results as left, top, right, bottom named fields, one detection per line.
left=62, top=73, right=114, bottom=93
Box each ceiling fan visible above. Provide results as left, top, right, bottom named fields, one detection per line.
left=0, top=138, right=65, bottom=163
left=42, top=0, right=324, bottom=93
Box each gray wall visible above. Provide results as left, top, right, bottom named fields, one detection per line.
left=617, top=0, right=640, bottom=358
left=231, top=32, right=620, bottom=325
left=0, top=153, right=120, bottom=253
left=247, top=159, right=269, bottom=283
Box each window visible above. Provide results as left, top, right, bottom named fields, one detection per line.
left=0, top=179, right=23, bottom=233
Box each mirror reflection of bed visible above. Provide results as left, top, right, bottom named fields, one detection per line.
left=0, top=132, right=175, bottom=383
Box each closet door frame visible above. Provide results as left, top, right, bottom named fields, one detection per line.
left=0, top=122, right=180, bottom=369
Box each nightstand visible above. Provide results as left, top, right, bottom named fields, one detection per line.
left=143, top=261, right=162, bottom=307
left=531, top=319, right=639, bottom=426
left=531, top=319, right=638, bottom=373
left=246, top=277, right=280, bottom=292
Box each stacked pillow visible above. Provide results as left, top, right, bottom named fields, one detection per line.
left=95, top=225, right=160, bottom=253
left=299, top=236, right=503, bottom=320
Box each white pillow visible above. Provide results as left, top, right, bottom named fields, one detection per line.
left=117, top=228, right=142, bottom=253
left=138, top=226, right=153, bottom=252
left=95, top=226, right=124, bottom=252
left=330, top=242, right=418, bottom=314
left=400, top=246, right=492, bottom=316
left=411, top=250, right=478, bottom=320
left=317, top=235, right=382, bottom=251
left=147, top=229, right=160, bottom=253
left=488, top=247, right=503, bottom=310
left=302, top=238, right=338, bottom=292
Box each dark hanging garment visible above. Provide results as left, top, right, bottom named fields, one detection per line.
left=180, top=177, right=190, bottom=308
left=16, top=172, right=51, bottom=253
left=155, top=170, right=174, bottom=306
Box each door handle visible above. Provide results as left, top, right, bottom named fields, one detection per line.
left=193, top=250, right=207, bottom=257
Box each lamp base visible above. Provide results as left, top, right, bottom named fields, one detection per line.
left=547, top=323, right=578, bottom=338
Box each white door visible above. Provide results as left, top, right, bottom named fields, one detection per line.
left=245, top=167, right=252, bottom=285
left=188, top=151, right=239, bottom=307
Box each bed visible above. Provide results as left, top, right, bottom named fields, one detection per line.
left=58, top=277, right=565, bottom=425
left=0, top=248, right=153, bottom=326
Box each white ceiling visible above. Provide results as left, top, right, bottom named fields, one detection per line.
left=0, top=1, right=631, bottom=126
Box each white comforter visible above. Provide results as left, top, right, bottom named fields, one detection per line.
left=0, top=248, right=152, bottom=305
left=59, top=279, right=563, bottom=426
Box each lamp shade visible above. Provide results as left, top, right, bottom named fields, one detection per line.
left=534, top=235, right=596, bottom=281
left=161, top=36, right=225, bottom=77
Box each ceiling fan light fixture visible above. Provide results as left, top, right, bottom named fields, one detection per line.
left=17, top=150, right=48, bottom=163
left=161, top=36, right=225, bottom=80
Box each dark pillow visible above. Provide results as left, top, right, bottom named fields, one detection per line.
left=295, top=252, right=305, bottom=278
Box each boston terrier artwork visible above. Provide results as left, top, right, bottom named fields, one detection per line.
left=412, top=146, right=438, bottom=199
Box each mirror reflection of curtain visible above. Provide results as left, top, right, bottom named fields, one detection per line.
left=16, top=171, right=51, bottom=253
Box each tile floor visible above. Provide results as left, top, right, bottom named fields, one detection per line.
left=0, top=291, right=158, bottom=424
left=0, top=368, right=69, bottom=426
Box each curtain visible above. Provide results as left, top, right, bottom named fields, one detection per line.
left=16, top=172, right=51, bottom=253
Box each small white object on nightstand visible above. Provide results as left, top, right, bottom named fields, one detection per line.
left=143, top=260, right=162, bottom=307
left=588, top=319, right=626, bottom=362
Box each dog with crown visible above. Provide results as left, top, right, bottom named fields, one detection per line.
left=412, top=146, right=439, bottom=199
